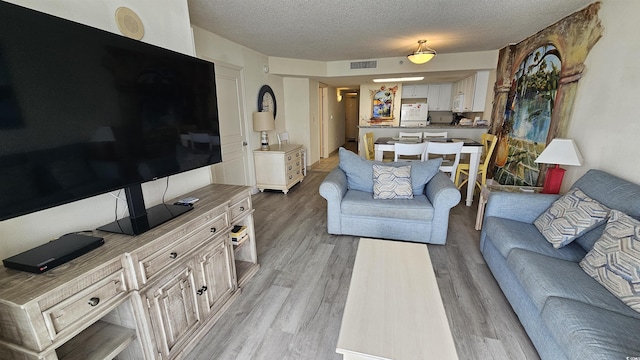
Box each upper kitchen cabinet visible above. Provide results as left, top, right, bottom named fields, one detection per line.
left=451, top=71, right=490, bottom=112
left=401, top=84, right=429, bottom=98
left=428, top=83, right=452, bottom=111
left=402, top=84, right=452, bottom=111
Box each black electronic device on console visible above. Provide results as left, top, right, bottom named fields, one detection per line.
left=2, top=234, right=104, bottom=274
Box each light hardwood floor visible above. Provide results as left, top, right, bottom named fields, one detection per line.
left=184, top=143, right=539, bottom=360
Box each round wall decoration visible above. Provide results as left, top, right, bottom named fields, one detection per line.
left=115, top=7, right=144, bottom=40
left=258, top=85, right=277, bottom=119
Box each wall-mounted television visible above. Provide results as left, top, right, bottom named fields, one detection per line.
left=0, top=2, right=222, bottom=234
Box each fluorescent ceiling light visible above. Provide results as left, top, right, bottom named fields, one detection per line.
left=373, top=76, right=424, bottom=83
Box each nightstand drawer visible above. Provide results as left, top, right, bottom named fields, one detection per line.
left=140, top=213, right=228, bottom=283
left=41, top=269, right=128, bottom=340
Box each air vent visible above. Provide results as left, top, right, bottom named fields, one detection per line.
left=350, top=61, right=377, bottom=69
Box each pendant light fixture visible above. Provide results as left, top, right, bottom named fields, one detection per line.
left=407, top=40, right=436, bottom=64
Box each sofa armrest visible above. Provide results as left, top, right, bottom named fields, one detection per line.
left=319, top=167, right=348, bottom=234
left=425, top=172, right=461, bottom=209
left=425, top=172, right=461, bottom=244
left=484, top=192, right=560, bottom=224
left=319, top=167, right=347, bottom=201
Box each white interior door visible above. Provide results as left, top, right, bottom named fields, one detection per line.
left=212, top=65, right=249, bottom=185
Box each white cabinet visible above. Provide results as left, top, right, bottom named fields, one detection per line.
left=401, top=84, right=429, bottom=99
left=471, top=71, right=490, bottom=112
left=0, top=184, right=257, bottom=360
left=145, top=260, right=202, bottom=359
left=254, top=144, right=305, bottom=194
left=403, top=84, right=452, bottom=111
left=427, top=84, right=452, bottom=111
left=451, top=71, right=490, bottom=112
left=143, top=232, right=236, bottom=359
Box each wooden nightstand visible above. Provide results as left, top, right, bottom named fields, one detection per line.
left=475, top=180, right=543, bottom=230
left=253, top=144, right=304, bottom=194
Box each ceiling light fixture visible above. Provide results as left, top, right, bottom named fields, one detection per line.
left=407, top=40, right=436, bottom=64
left=373, top=76, right=424, bottom=83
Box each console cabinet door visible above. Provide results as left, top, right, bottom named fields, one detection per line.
left=145, top=262, right=201, bottom=359
left=195, top=237, right=237, bottom=318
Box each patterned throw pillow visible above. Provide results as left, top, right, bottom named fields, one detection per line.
left=373, top=164, right=412, bottom=199
left=534, top=187, right=611, bottom=249
left=580, top=210, right=640, bottom=313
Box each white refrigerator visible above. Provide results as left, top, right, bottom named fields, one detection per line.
left=400, top=102, right=429, bottom=127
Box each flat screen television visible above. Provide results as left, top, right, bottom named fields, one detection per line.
left=0, top=2, right=222, bottom=234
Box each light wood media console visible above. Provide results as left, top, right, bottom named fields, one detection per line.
left=0, top=184, right=258, bottom=360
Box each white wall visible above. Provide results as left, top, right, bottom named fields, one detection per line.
left=563, top=0, right=640, bottom=188
left=326, top=85, right=346, bottom=155
left=283, top=78, right=311, bottom=150
left=0, top=0, right=204, bottom=260
left=3, top=0, right=194, bottom=55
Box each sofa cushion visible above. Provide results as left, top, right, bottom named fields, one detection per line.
left=341, top=189, right=433, bottom=221
left=580, top=210, right=640, bottom=313
left=507, top=248, right=640, bottom=318
left=484, top=216, right=587, bottom=262
left=373, top=164, right=412, bottom=199
left=574, top=222, right=606, bottom=253
left=541, top=297, right=640, bottom=360
left=534, top=187, right=611, bottom=249
left=338, top=147, right=441, bottom=195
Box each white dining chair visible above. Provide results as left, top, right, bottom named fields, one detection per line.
left=424, top=141, right=464, bottom=181
left=394, top=142, right=427, bottom=162
left=277, top=131, right=290, bottom=144
left=423, top=131, right=448, bottom=139
left=398, top=131, right=423, bottom=141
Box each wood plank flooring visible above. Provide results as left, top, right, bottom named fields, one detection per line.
left=183, top=145, right=539, bottom=360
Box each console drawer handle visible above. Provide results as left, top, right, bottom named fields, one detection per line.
left=88, top=297, right=100, bottom=307
left=211, top=227, right=217, bottom=233
left=239, top=206, right=245, bottom=212
left=196, top=286, right=208, bottom=296
left=169, top=252, right=178, bottom=259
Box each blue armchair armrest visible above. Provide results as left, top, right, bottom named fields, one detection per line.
left=425, top=172, right=461, bottom=209
left=319, top=167, right=348, bottom=234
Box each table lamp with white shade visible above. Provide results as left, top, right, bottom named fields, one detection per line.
left=534, top=138, right=583, bottom=194
left=253, top=111, right=275, bottom=150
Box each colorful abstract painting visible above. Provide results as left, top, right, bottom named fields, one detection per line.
left=369, top=85, right=398, bottom=123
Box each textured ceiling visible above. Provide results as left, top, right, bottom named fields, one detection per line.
left=187, top=0, right=595, bottom=61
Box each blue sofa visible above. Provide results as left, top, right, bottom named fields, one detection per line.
left=319, top=148, right=460, bottom=244
left=481, top=169, right=640, bottom=359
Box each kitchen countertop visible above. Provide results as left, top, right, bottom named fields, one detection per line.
left=359, top=124, right=490, bottom=129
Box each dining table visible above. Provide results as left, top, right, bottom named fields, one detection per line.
left=374, top=137, right=483, bottom=206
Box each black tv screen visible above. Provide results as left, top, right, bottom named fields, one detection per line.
left=0, top=2, right=222, bottom=227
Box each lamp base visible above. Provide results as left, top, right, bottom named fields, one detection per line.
left=542, top=164, right=565, bottom=194
left=260, top=131, right=270, bottom=151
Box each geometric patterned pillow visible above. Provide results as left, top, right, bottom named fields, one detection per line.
left=372, top=164, right=412, bottom=199
left=579, top=210, right=640, bottom=313
left=534, top=187, right=611, bottom=249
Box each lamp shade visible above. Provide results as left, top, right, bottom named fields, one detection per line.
left=253, top=111, right=275, bottom=131
left=534, top=138, right=583, bottom=166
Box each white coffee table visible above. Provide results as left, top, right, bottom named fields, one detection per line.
left=336, top=238, right=458, bottom=360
